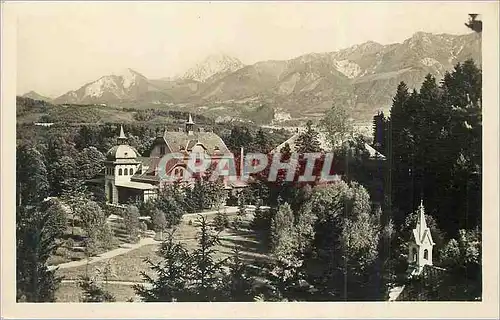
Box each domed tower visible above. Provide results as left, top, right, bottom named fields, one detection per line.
left=408, top=199, right=435, bottom=275
left=104, top=125, right=140, bottom=204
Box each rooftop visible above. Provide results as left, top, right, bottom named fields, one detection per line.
left=115, top=181, right=158, bottom=190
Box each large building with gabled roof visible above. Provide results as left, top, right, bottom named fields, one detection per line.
left=104, top=115, right=245, bottom=205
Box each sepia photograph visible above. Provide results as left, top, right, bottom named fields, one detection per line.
left=1, top=1, right=499, bottom=318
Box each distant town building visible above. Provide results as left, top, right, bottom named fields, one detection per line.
left=270, top=126, right=386, bottom=204
left=104, top=115, right=245, bottom=205
left=270, top=127, right=386, bottom=160
left=33, top=122, right=54, bottom=127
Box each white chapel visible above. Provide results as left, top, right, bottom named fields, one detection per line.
left=407, top=200, right=435, bottom=275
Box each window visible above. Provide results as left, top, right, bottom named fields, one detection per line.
left=424, top=249, right=429, bottom=260
left=125, top=168, right=129, bottom=175
left=130, top=168, right=134, bottom=175
left=118, top=168, right=123, bottom=176
left=412, top=248, right=417, bottom=262
left=160, top=145, right=166, bottom=155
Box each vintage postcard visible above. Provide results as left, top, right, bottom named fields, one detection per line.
left=1, top=1, right=499, bottom=318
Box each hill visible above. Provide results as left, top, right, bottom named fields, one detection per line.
left=22, top=91, right=53, bottom=102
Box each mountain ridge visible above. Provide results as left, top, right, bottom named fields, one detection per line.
left=48, top=31, right=481, bottom=122
left=22, top=91, right=53, bottom=102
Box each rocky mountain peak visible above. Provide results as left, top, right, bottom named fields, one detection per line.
left=182, top=53, right=245, bottom=82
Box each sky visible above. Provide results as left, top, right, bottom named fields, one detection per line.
left=13, top=1, right=480, bottom=98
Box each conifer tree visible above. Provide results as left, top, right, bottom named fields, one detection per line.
left=123, top=205, right=141, bottom=243
left=189, top=215, right=225, bottom=301
left=295, top=120, right=322, bottom=153
left=280, top=143, right=292, bottom=157
left=151, top=208, right=168, bottom=240
left=222, top=247, right=254, bottom=301
left=78, top=200, right=111, bottom=256
left=213, top=207, right=230, bottom=231
left=135, top=231, right=192, bottom=302
left=372, top=111, right=387, bottom=154
left=16, top=201, right=66, bottom=302
left=60, top=178, right=91, bottom=235
left=16, top=145, right=50, bottom=206
left=251, top=199, right=270, bottom=231
left=254, top=128, right=272, bottom=153
left=78, top=275, right=116, bottom=302
left=270, top=203, right=295, bottom=252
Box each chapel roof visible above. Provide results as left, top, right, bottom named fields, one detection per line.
left=412, top=200, right=435, bottom=245
left=106, top=145, right=140, bottom=161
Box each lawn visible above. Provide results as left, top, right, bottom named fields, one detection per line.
left=47, top=216, right=130, bottom=266
left=56, top=282, right=137, bottom=302
left=54, top=212, right=270, bottom=301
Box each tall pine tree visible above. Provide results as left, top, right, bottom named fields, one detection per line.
left=295, top=120, right=322, bottom=153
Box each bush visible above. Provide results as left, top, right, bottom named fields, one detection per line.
left=98, top=224, right=116, bottom=251
left=65, top=238, right=76, bottom=249
left=123, top=205, right=141, bottom=243
left=56, top=247, right=72, bottom=259
left=78, top=276, right=116, bottom=302
left=213, top=209, right=230, bottom=231
left=251, top=203, right=271, bottom=231
left=151, top=209, right=167, bottom=232
left=232, top=215, right=244, bottom=231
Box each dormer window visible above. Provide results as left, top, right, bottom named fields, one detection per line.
left=160, top=145, right=166, bottom=155
left=423, top=249, right=428, bottom=260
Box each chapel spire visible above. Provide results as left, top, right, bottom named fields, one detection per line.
left=118, top=125, right=128, bottom=144
left=407, top=198, right=435, bottom=276
left=416, top=199, right=427, bottom=241
left=186, top=114, right=195, bottom=135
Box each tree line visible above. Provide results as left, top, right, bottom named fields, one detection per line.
left=372, top=59, right=482, bottom=299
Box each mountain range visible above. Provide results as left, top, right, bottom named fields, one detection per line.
left=30, top=31, right=481, bottom=122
